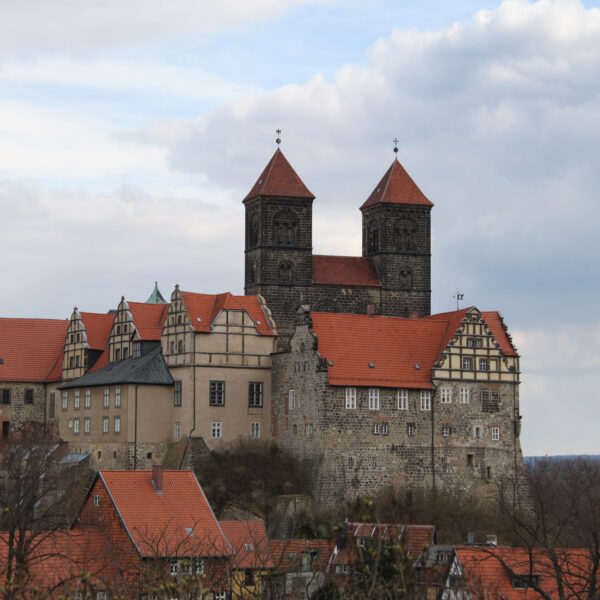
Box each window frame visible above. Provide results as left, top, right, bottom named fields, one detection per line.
left=420, top=391, right=431, bottom=411
left=115, top=387, right=121, bottom=408
left=62, top=390, right=67, bottom=410
left=368, top=388, right=380, bottom=411
left=250, top=422, right=261, bottom=438
left=288, top=389, right=296, bottom=411
left=209, top=381, right=226, bottom=406
left=103, top=388, right=109, bottom=408
left=462, top=357, right=473, bottom=371
left=345, top=387, right=357, bottom=410
left=74, top=390, right=80, bottom=410
left=440, top=387, right=452, bottom=404
left=114, top=416, right=121, bottom=434
left=211, top=421, right=222, bottom=439
left=174, top=380, right=182, bottom=407
left=73, top=417, right=80, bottom=434
left=459, top=387, right=470, bottom=404
left=84, top=389, right=91, bottom=409
left=492, top=426, right=500, bottom=441
left=397, top=389, right=408, bottom=410
left=248, top=382, right=263, bottom=408
left=84, top=417, right=91, bottom=434
left=479, top=358, right=488, bottom=372
left=102, top=416, right=109, bottom=434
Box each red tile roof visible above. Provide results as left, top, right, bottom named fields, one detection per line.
left=220, top=520, right=274, bottom=569
left=360, top=159, right=433, bottom=210
left=456, top=546, right=592, bottom=600
left=311, top=308, right=518, bottom=387
left=332, top=523, right=435, bottom=565
left=311, top=312, right=447, bottom=388
left=243, top=148, right=314, bottom=202
left=0, top=530, right=120, bottom=596
left=80, top=312, right=115, bottom=350
left=127, top=302, right=168, bottom=341
left=99, top=470, right=231, bottom=558
left=181, top=291, right=274, bottom=336
left=0, top=318, right=68, bottom=382
left=312, top=255, right=381, bottom=287
left=269, top=539, right=333, bottom=574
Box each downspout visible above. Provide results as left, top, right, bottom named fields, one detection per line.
left=134, top=384, right=139, bottom=470
left=180, top=330, right=196, bottom=470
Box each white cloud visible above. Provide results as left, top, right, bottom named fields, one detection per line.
left=0, top=0, right=330, bottom=58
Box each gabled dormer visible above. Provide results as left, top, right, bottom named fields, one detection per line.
left=431, top=307, right=520, bottom=382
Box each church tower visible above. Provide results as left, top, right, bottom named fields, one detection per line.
left=360, top=158, right=432, bottom=317
left=244, top=148, right=315, bottom=343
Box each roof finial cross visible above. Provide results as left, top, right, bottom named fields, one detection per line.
left=276, top=129, right=282, bottom=146
left=393, top=138, right=399, bottom=155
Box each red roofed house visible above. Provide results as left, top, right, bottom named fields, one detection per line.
left=243, top=148, right=433, bottom=348
left=272, top=305, right=522, bottom=504
left=74, top=467, right=233, bottom=599
left=160, top=285, right=276, bottom=451
left=269, top=538, right=334, bottom=599
left=0, top=318, right=69, bottom=435
left=441, top=546, right=595, bottom=599
left=220, top=520, right=275, bottom=599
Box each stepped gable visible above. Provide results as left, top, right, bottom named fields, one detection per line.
left=96, top=470, right=232, bottom=557
left=360, top=159, right=433, bottom=209
left=181, top=291, right=274, bottom=336
left=60, top=346, right=173, bottom=389
left=312, top=255, right=381, bottom=287
left=0, top=318, right=69, bottom=382
left=127, top=302, right=168, bottom=341
left=80, top=312, right=115, bottom=350
left=310, top=312, right=447, bottom=388
left=220, top=520, right=274, bottom=569
left=243, top=148, right=314, bottom=202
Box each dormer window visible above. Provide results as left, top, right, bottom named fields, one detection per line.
left=512, top=575, right=540, bottom=589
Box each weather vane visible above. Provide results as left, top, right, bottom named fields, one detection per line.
left=276, top=129, right=282, bottom=146
left=393, top=138, right=399, bottom=155
left=453, top=290, right=464, bottom=310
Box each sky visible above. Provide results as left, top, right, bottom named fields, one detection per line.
left=1, top=0, right=598, bottom=456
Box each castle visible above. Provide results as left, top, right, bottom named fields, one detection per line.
left=0, top=147, right=523, bottom=504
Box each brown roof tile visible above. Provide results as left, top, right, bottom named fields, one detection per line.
left=220, top=520, right=274, bottom=569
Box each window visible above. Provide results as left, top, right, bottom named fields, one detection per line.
left=381, top=424, right=389, bottom=435
left=442, top=424, right=451, bottom=437
left=372, top=424, right=380, bottom=435
left=473, top=425, right=482, bottom=439
left=103, top=417, right=109, bottom=434
left=248, top=382, right=263, bottom=407
left=103, top=388, right=109, bottom=408
left=348, top=457, right=354, bottom=468
left=293, top=424, right=298, bottom=435
left=178, top=340, right=184, bottom=353
left=114, top=416, right=121, bottom=434
left=244, top=569, right=254, bottom=587
left=420, top=391, right=431, bottom=411
left=479, top=358, right=488, bottom=371
left=170, top=341, right=176, bottom=354
left=288, top=389, right=296, bottom=411
left=174, top=381, right=182, bottom=407
left=74, top=390, right=80, bottom=409
left=115, top=348, right=120, bottom=361
left=193, top=558, right=205, bottom=575
left=440, top=387, right=452, bottom=404
left=251, top=422, right=261, bottom=438
left=115, top=387, right=121, bottom=407
left=368, top=389, right=380, bottom=410
left=214, top=592, right=227, bottom=600
left=512, top=575, right=540, bottom=589
left=475, top=338, right=483, bottom=348
left=209, top=381, right=225, bottom=406
left=174, top=421, right=181, bottom=439
left=49, top=393, right=55, bottom=418
left=466, top=338, right=474, bottom=348
left=305, top=423, right=314, bottom=436
left=397, top=389, right=408, bottom=410
left=407, top=423, right=415, bottom=436
left=84, top=389, right=91, bottom=409
left=463, top=357, right=472, bottom=370
left=25, top=389, right=34, bottom=405
left=92, top=494, right=100, bottom=507
left=211, top=422, right=222, bottom=439
left=170, top=559, right=179, bottom=577
left=467, top=453, right=474, bottom=467
left=132, top=342, right=141, bottom=358
left=345, top=387, right=357, bottom=409
left=492, top=427, right=500, bottom=441
left=61, top=391, right=67, bottom=409
left=84, top=417, right=90, bottom=434
left=459, top=387, right=470, bottom=404
left=69, top=356, right=74, bottom=368
left=0, top=389, right=10, bottom=405
left=73, top=417, right=80, bottom=434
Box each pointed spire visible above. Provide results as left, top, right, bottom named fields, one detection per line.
left=146, top=282, right=167, bottom=304
left=243, top=148, right=314, bottom=203
left=360, top=160, right=433, bottom=210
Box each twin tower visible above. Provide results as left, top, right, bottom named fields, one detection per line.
left=243, top=148, right=433, bottom=346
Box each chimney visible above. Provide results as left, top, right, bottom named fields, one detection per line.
left=152, top=464, right=163, bottom=493
left=409, top=312, right=419, bottom=320
left=367, top=305, right=376, bottom=317
left=466, top=532, right=475, bottom=544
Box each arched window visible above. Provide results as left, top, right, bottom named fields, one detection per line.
left=400, top=269, right=413, bottom=291
left=278, top=261, right=293, bottom=283
left=394, top=219, right=418, bottom=252
left=249, top=263, right=257, bottom=283
left=248, top=211, right=259, bottom=249
left=367, top=224, right=379, bottom=253
left=273, top=209, right=299, bottom=246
